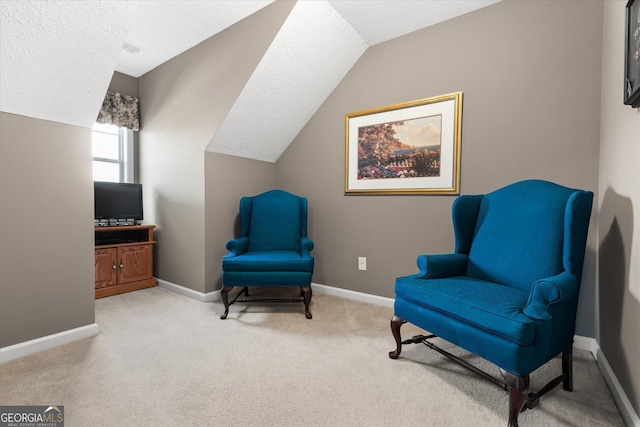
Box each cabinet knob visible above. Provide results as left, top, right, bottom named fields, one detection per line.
left=112, top=263, right=116, bottom=270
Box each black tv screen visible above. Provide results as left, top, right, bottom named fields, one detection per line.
left=94, top=182, right=143, bottom=221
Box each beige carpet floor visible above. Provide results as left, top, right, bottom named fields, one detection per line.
left=0, top=286, right=625, bottom=426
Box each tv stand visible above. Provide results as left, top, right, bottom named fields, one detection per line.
left=94, top=224, right=156, bottom=298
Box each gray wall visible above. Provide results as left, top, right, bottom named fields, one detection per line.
left=138, top=0, right=294, bottom=293
left=0, top=113, right=95, bottom=348
left=204, top=154, right=275, bottom=291
left=108, top=71, right=138, bottom=98
left=598, top=0, right=640, bottom=416
left=1, top=0, right=636, bottom=418
left=276, top=0, right=603, bottom=337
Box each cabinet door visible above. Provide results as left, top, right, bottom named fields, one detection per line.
left=95, top=248, right=117, bottom=288
left=118, top=245, right=153, bottom=284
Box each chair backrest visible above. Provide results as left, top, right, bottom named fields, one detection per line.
left=240, top=189, right=307, bottom=252
left=464, top=180, right=593, bottom=292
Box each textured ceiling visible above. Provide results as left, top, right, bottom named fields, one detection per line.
left=206, top=1, right=367, bottom=162
left=206, top=0, right=500, bottom=162
left=328, top=0, right=500, bottom=46
left=0, top=0, right=138, bottom=128
left=0, top=0, right=501, bottom=158
left=115, top=0, right=501, bottom=81
left=116, top=1, right=273, bottom=78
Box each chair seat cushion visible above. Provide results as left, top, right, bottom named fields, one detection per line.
left=223, top=251, right=313, bottom=272
left=395, top=275, right=534, bottom=346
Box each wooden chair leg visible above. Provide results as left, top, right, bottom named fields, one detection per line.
left=500, top=370, right=530, bottom=427
left=389, top=316, right=407, bottom=359
left=562, top=346, right=573, bottom=391
left=301, top=286, right=312, bottom=319
left=220, top=286, right=233, bottom=319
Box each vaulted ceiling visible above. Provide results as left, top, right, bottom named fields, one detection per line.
left=1, top=0, right=500, bottom=162
left=0, top=1, right=138, bottom=127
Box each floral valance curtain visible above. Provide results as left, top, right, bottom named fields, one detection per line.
left=96, top=91, right=139, bottom=131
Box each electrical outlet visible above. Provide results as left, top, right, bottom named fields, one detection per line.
left=358, top=257, right=367, bottom=271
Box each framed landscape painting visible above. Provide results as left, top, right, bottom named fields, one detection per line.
left=344, top=92, right=462, bottom=195
left=625, top=0, right=640, bottom=108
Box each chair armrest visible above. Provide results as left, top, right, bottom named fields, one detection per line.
left=225, top=237, right=249, bottom=257
left=300, top=237, right=314, bottom=257
left=523, top=271, right=578, bottom=320
left=415, top=253, right=468, bottom=279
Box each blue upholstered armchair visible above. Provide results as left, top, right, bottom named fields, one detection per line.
left=389, top=180, right=593, bottom=426
left=221, top=190, right=314, bottom=319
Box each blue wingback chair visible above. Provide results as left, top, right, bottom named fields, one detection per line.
left=221, top=190, right=314, bottom=319
left=389, top=180, right=593, bottom=426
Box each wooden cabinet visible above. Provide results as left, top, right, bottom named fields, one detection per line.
left=95, top=247, right=118, bottom=288
left=94, top=225, right=156, bottom=298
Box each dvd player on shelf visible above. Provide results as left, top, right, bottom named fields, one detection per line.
left=95, top=219, right=140, bottom=227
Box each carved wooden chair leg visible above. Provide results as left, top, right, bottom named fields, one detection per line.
left=220, top=286, right=233, bottom=319
left=389, top=316, right=407, bottom=359
left=301, top=286, right=312, bottom=319
left=500, top=370, right=530, bottom=427
left=562, top=346, right=573, bottom=391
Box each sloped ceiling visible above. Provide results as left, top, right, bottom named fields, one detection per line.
left=207, top=0, right=500, bottom=162
left=206, top=1, right=367, bottom=162
left=0, top=0, right=501, bottom=153
left=0, top=0, right=139, bottom=128
left=116, top=1, right=274, bottom=78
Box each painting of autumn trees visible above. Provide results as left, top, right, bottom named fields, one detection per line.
left=357, top=115, right=442, bottom=180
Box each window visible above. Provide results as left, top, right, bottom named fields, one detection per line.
left=92, top=123, right=134, bottom=182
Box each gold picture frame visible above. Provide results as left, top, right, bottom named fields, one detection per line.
left=624, top=0, right=640, bottom=107
left=345, top=92, right=462, bottom=195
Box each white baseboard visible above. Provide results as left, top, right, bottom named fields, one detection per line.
left=157, top=278, right=220, bottom=302
left=573, top=336, right=640, bottom=426
left=312, top=282, right=638, bottom=426
left=595, top=345, right=640, bottom=427
left=9, top=281, right=628, bottom=423
left=572, top=334, right=599, bottom=353
left=144, top=279, right=640, bottom=427
left=0, top=323, right=99, bottom=364
left=311, top=282, right=394, bottom=308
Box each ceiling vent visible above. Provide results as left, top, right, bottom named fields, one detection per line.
left=122, top=42, right=142, bottom=55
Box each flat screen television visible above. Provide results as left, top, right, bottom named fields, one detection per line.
left=94, top=181, right=143, bottom=223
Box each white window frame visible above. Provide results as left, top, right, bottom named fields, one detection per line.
left=93, top=124, right=134, bottom=183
